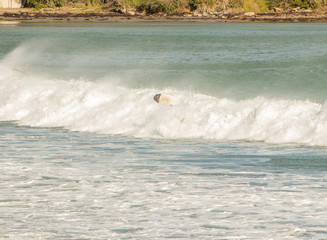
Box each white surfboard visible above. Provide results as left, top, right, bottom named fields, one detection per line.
left=153, top=94, right=172, bottom=105
left=154, top=93, right=185, bottom=122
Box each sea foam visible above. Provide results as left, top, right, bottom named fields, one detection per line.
left=1, top=44, right=327, bottom=146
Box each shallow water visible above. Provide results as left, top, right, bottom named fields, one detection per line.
left=1, top=22, right=327, bottom=239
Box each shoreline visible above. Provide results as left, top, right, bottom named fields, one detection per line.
left=1, top=9, right=327, bottom=23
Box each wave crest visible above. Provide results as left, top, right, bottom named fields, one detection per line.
left=1, top=62, right=327, bottom=146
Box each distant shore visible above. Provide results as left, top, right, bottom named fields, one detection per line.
left=1, top=8, right=327, bottom=23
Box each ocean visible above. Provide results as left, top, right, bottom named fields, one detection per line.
left=0, top=22, right=327, bottom=239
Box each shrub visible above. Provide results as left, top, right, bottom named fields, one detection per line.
left=266, top=0, right=283, bottom=9
left=25, top=0, right=45, bottom=9
left=131, top=0, right=148, bottom=11
left=144, top=0, right=179, bottom=13
left=189, top=0, right=200, bottom=10
left=189, top=0, right=217, bottom=12
left=243, top=0, right=268, bottom=11
left=290, top=0, right=318, bottom=8
left=267, top=0, right=319, bottom=9
left=228, top=0, right=242, bottom=8
left=25, top=0, right=66, bottom=8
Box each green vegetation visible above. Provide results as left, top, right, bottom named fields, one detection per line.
left=26, top=0, right=66, bottom=9
left=266, top=0, right=320, bottom=9
left=25, top=0, right=326, bottom=13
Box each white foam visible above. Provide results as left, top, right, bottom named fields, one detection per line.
left=1, top=45, right=327, bottom=146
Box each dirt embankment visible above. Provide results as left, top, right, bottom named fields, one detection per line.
left=1, top=8, right=327, bottom=23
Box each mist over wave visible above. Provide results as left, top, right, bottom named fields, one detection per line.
left=1, top=42, right=327, bottom=146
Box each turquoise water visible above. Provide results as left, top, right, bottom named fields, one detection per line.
left=1, top=22, right=327, bottom=239
left=1, top=23, right=327, bottom=101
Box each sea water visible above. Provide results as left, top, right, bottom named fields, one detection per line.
left=0, top=22, right=327, bottom=239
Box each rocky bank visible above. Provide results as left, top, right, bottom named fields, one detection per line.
left=0, top=8, right=327, bottom=23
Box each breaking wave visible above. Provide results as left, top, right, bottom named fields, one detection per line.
left=2, top=43, right=327, bottom=146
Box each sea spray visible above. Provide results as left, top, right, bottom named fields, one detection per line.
left=2, top=37, right=327, bottom=145
left=1, top=59, right=327, bottom=146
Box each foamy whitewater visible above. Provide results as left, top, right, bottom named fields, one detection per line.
left=1, top=23, right=327, bottom=239
left=1, top=39, right=327, bottom=145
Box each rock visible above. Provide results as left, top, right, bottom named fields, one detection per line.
left=112, top=8, right=123, bottom=14
left=244, top=12, right=255, bottom=17
left=273, top=7, right=282, bottom=12
left=126, top=10, right=135, bottom=16
left=291, top=7, right=300, bottom=12
left=193, top=12, right=202, bottom=17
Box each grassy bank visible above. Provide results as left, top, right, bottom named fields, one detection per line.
left=24, top=0, right=326, bottom=14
